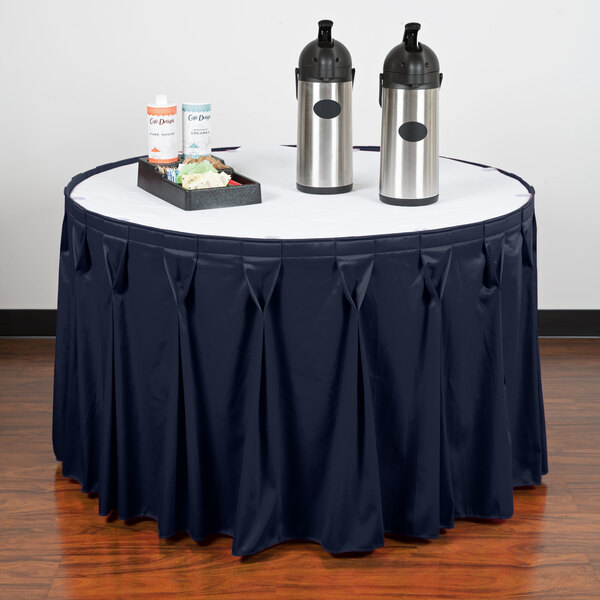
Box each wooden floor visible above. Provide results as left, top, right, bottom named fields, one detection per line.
left=1, top=339, right=599, bottom=599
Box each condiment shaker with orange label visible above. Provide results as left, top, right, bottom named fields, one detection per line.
left=147, top=95, right=178, bottom=164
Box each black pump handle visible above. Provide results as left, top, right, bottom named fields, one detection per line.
left=403, top=22, right=421, bottom=51
left=318, top=20, right=334, bottom=47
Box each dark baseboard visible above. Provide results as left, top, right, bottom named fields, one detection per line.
left=537, top=310, right=600, bottom=337
left=0, top=309, right=599, bottom=337
left=0, top=310, right=57, bottom=336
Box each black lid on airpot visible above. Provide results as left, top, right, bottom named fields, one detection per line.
left=381, top=23, right=442, bottom=89
left=297, top=20, right=354, bottom=83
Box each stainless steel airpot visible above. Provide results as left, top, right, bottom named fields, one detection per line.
left=379, top=23, right=443, bottom=205
left=296, top=20, right=355, bottom=194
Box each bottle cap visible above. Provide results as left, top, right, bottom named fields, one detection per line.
left=155, top=94, right=168, bottom=106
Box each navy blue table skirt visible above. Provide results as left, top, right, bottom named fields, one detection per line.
left=53, top=156, right=547, bottom=556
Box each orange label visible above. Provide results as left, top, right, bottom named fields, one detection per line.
left=148, top=156, right=178, bottom=164
left=147, top=105, right=177, bottom=116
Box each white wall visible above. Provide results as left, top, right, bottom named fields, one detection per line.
left=1, top=0, right=598, bottom=309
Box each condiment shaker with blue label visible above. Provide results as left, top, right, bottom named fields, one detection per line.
left=296, top=20, right=355, bottom=194
left=379, top=23, right=443, bottom=205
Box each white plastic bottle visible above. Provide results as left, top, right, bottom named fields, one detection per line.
left=147, top=95, right=178, bottom=164
left=182, top=102, right=211, bottom=158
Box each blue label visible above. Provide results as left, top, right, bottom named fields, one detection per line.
left=182, top=103, right=211, bottom=112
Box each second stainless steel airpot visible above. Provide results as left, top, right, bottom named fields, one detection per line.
left=379, top=23, right=443, bottom=206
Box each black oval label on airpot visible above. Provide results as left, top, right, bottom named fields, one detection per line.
left=313, top=99, right=341, bottom=119
left=399, top=121, right=428, bottom=142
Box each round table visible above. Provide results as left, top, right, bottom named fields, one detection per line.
left=53, top=145, right=547, bottom=556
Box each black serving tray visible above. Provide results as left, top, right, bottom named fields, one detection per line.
left=137, top=156, right=262, bottom=211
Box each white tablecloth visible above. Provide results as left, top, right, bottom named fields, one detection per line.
left=71, top=145, right=531, bottom=240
